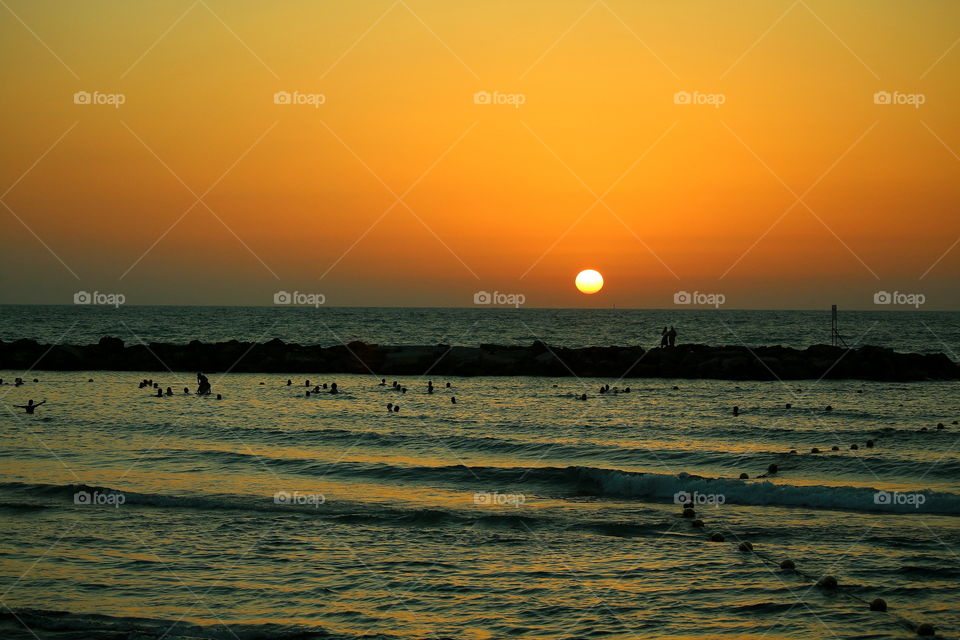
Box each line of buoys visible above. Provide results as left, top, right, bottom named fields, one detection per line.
left=678, top=506, right=937, bottom=636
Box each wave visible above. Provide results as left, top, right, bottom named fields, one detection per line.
left=0, top=608, right=394, bottom=640
left=134, top=422, right=960, bottom=479
left=4, top=457, right=959, bottom=515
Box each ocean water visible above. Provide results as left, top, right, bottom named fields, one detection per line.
left=1, top=305, right=959, bottom=355
left=0, top=308, right=958, bottom=639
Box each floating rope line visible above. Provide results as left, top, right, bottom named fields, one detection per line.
left=678, top=503, right=941, bottom=637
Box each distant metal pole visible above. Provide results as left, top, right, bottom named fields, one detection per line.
left=831, top=305, right=838, bottom=346
left=831, top=305, right=847, bottom=347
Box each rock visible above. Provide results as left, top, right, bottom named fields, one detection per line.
left=0, top=341, right=955, bottom=379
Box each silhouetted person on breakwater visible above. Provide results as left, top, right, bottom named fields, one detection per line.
left=668, top=326, right=677, bottom=347
left=660, top=327, right=669, bottom=348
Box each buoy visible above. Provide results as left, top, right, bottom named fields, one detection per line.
left=865, top=440, right=874, bottom=448
left=850, top=444, right=859, bottom=450
left=738, top=541, right=753, bottom=552
left=710, top=532, right=725, bottom=542
left=785, top=403, right=792, bottom=409
left=682, top=508, right=696, bottom=518
left=811, top=447, right=820, bottom=453
left=691, top=519, right=704, bottom=528
left=825, top=405, right=833, bottom=411
left=916, top=623, right=936, bottom=636
left=869, top=598, right=887, bottom=612
left=952, top=420, right=958, bottom=425
left=767, top=464, right=778, bottom=474
left=780, top=559, right=795, bottom=570
left=936, top=423, right=944, bottom=430
left=739, top=473, right=749, bottom=479
left=817, top=575, right=838, bottom=588
left=672, top=385, right=679, bottom=390
left=789, top=449, right=797, bottom=454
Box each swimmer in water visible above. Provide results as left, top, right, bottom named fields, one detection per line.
left=329, top=383, right=338, bottom=394
left=14, top=399, right=45, bottom=414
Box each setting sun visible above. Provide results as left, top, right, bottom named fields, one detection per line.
left=575, top=269, right=603, bottom=294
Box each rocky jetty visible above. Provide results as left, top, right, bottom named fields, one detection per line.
left=0, top=338, right=956, bottom=380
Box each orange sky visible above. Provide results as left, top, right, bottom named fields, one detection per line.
left=0, top=0, right=958, bottom=309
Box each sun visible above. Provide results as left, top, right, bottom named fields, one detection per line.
left=575, top=269, right=603, bottom=294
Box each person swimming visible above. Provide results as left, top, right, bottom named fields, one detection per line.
left=165, top=387, right=173, bottom=396
left=156, top=388, right=163, bottom=398
left=196, top=373, right=211, bottom=396
left=387, top=402, right=394, bottom=411
left=451, top=396, right=457, bottom=404
left=14, top=399, right=45, bottom=414
left=330, top=383, right=338, bottom=394
left=379, top=379, right=386, bottom=386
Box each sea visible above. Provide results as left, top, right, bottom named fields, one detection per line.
left=0, top=306, right=958, bottom=639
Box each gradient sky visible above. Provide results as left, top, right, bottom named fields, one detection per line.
left=1, top=0, right=958, bottom=309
